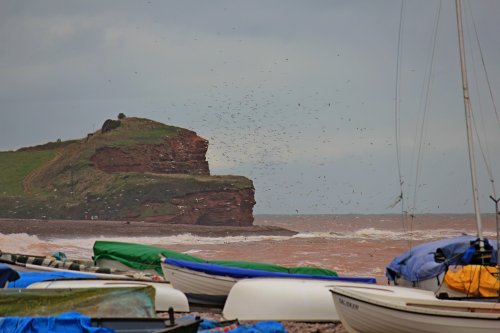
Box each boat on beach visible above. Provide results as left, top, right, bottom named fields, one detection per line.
left=0, top=263, right=201, bottom=332
left=0, top=249, right=163, bottom=280
left=223, top=278, right=344, bottom=322
left=25, top=278, right=190, bottom=313
left=161, top=257, right=376, bottom=307
left=1, top=284, right=157, bottom=318
left=330, top=283, right=500, bottom=333
left=1, top=256, right=191, bottom=312
left=92, top=240, right=205, bottom=277
left=93, top=239, right=340, bottom=277
left=386, top=235, right=498, bottom=295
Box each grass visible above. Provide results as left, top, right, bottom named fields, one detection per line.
left=104, top=118, right=181, bottom=147
left=0, top=150, right=55, bottom=196
left=0, top=117, right=254, bottom=220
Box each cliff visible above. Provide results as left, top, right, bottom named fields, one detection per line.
left=0, top=116, right=255, bottom=226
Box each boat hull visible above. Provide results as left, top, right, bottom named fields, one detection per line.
left=331, top=284, right=500, bottom=333
left=28, top=279, right=190, bottom=312
left=0, top=286, right=157, bottom=317
left=223, top=278, right=343, bottom=322
left=162, top=258, right=375, bottom=308
left=161, top=261, right=236, bottom=307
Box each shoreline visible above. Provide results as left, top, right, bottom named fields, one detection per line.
left=0, top=218, right=297, bottom=239
left=0, top=218, right=348, bottom=332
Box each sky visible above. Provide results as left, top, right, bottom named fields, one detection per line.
left=1, top=0, right=500, bottom=215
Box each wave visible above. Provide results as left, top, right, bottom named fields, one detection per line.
left=2, top=227, right=492, bottom=259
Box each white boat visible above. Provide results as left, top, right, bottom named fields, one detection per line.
left=161, top=257, right=376, bottom=307
left=1, top=250, right=163, bottom=280
left=330, top=284, right=500, bottom=333
left=223, top=278, right=344, bottom=322
left=161, top=259, right=237, bottom=307
left=26, top=278, right=190, bottom=312
left=161, top=258, right=377, bottom=310
left=332, top=1, right=500, bottom=332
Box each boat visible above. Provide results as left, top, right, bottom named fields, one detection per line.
left=93, top=240, right=340, bottom=277
left=330, top=283, right=500, bottom=333
left=0, top=285, right=157, bottom=317
left=0, top=264, right=201, bottom=332
left=5, top=268, right=189, bottom=312
left=93, top=240, right=206, bottom=276
left=386, top=235, right=497, bottom=293
left=223, top=278, right=345, bottom=322
left=26, top=278, right=189, bottom=312
left=0, top=250, right=164, bottom=280
left=331, top=1, right=500, bottom=331
left=161, top=257, right=376, bottom=307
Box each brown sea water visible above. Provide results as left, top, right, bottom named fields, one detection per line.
left=0, top=214, right=497, bottom=283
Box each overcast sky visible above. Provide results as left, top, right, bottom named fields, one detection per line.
left=1, top=0, right=500, bottom=215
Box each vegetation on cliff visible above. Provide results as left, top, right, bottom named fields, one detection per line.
left=0, top=117, right=255, bottom=225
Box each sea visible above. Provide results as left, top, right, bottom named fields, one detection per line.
left=1, top=214, right=498, bottom=284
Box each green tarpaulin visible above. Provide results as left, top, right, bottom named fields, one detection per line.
left=93, top=241, right=337, bottom=277
left=0, top=286, right=156, bottom=317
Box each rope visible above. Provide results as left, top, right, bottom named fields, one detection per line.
left=467, top=0, right=500, bottom=130
left=394, top=0, right=406, bottom=232
left=410, top=0, right=442, bottom=220
left=466, top=0, right=498, bottom=199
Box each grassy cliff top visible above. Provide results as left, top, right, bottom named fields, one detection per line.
left=0, top=117, right=251, bottom=200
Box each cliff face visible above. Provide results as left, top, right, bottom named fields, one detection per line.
left=90, top=130, right=210, bottom=175
left=0, top=117, right=256, bottom=226
left=168, top=188, right=256, bottom=226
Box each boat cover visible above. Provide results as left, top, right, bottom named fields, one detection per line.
left=0, top=312, right=113, bottom=333
left=386, top=235, right=498, bottom=282
left=198, top=318, right=286, bottom=333
left=93, top=240, right=338, bottom=276
left=93, top=241, right=205, bottom=274
left=444, top=265, right=499, bottom=297
left=210, top=260, right=338, bottom=276
left=164, top=258, right=375, bottom=283
left=0, top=286, right=156, bottom=317
left=0, top=263, right=20, bottom=287
left=8, top=271, right=97, bottom=288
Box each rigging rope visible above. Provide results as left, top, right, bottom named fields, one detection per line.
left=467, top=0, right=500, bottom=131
left=410, top=0, right=442, bottom=220
left=466, top=0, right=498, bottom=199
left=394, top=0, right=406, bottom=232
left=394, top=0, right=442, bottom=249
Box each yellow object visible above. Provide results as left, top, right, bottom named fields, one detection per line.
left=444, top=265, right=499, bottom=297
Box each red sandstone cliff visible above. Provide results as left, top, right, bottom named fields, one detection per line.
left=2, top=116, right=256, bottom=226
left=87, top=117, right=255, bottom=226
left=90, top=129, right=210, bottom=175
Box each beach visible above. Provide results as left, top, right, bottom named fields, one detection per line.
left=0, top=217, right=349, bottom=332
left=1, top=214, right=495, bottom=332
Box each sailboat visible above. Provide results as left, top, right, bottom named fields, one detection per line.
left=330, top=1, right=500, bottom=331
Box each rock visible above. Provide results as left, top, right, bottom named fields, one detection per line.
left=90, top=129, right=209, bottom=175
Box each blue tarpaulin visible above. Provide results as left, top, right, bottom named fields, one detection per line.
left=165, top=258, right=376, bottom=283
left=197, top=318, right=286, bottom=333
left=8, top=271, right=97, bottom=288
left=386, top=235, right=498, bottom=282
left=0, top=312, right=113, bottom=333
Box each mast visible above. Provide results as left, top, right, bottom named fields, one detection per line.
left=455, top=0, right=484, bottom=246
